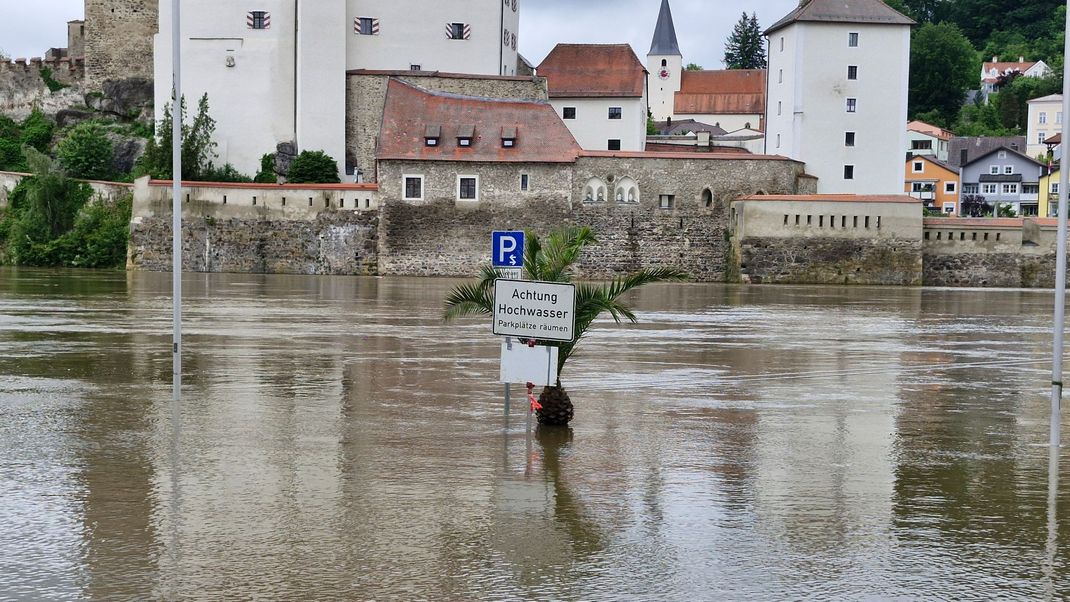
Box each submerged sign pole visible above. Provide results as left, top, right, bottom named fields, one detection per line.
left=1051, top=3, right=1070, bottom=448
left=172, top=0, right=183, bottom=402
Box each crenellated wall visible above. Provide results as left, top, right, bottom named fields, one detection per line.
left=0, top=57, right=86, bottom=119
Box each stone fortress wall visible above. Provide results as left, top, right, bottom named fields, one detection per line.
left=84, top=0, right=158, bottom=88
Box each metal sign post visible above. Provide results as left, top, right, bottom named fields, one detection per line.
left=1051, top=3, right=1070, bottom=448
left=493, top=231, right=526, bottom=416
left=172, top=0, right=183, bottom=402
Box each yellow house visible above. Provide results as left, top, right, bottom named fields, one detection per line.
left=905, top=155, right=960, bottom=214
left=1040, top=166, right=1062, bottom=217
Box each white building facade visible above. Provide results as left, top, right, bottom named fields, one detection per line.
left=1026, top=94, right=1062, bottom=159
left=154, top=0, right=521, bottom=177
left=764, top=0, right=913, bottom=195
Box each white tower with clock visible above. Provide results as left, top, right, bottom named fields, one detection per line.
left=647, top=0, right=682, bottom=121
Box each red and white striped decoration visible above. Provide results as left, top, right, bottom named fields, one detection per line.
left=446, top=23, right=471, bottom=40
left=246, top=11, right=270, bottom=29
left=355, top=17, right=380, bottom=35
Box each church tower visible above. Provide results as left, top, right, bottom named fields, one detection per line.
left=647, top=0, right=682, bottom=122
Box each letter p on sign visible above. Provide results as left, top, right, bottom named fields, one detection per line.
left=492, top=231, right=525, bottom=268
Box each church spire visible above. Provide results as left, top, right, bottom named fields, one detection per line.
left=648, top=0, right=682, bottom=56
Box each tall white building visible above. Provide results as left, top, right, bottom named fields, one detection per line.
left=154, top=0, right=521, bottom=177
left=764, top=0, right=913, bottom=194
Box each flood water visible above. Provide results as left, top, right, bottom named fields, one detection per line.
left=1, top=268, right=1070, bottom=600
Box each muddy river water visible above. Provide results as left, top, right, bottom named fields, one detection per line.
left=1, top=268, right=1069, bottom=600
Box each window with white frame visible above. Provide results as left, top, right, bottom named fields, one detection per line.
left=963, top=183, right=979, bottom=194
left=1002, top=183, right=1019, bottom=194
left=982, top=184, right=998, bottom=194
left=1059, top=112, right=1064, bottom=124
left=608, top=107, right=622, bottom=120
left=998, top=150, right=1007, bottom=158
left=912, top=161, right=924, bottom=173
left=403, top=175, right=423, bottom=200
left=846, top=98, right=857, bottom=113
left=1039, top=131, right=1048, bottom=144
left=844, top=165, right=855, bottom=180
left=989, top=165, right=1000, bottom=175
left=1040, top=112, right=1048, bottom=124
left=943, top=202, right=956, bottom=214
left=945, top=181, right=957, bottom=194
left=1004, top=165, right=1014, bottom=175
left=848, top=32, right=858, bottom=47
left=847, top=65, right=858, bottom=80
left=457, top=175, right=479, bottom=201
left=845, top=131, right=856, bottom=146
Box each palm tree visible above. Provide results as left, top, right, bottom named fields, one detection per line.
left=444, top=226, right=687, bottom=426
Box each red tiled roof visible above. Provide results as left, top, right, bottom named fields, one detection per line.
left=644, top=143, right=750, bottom=154
left=674, top=70, right=766, bottom=116
left=581, top=150, right=792, bottom=161
left=1046, top=133, right=1062, bottom=145
left=376, top=79, right=581, bottom=163
left=536, top=44, right=646, bottom=98
left=907, top=120, right=953, bottom=141
left=736, top=194, right=920, bottom=203
left=983, top=61, right=1039, bottom=75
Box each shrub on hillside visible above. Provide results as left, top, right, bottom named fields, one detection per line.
left=19, top=110, right=54, bottom=152
left=254, top=153, right=277, bottom=183
left=57, top=122, right=115, bottom=180
left=286, top=150, right=340, bottom=184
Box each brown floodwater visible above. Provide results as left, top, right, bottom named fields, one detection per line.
left=1, top=268, right=1069, bottom=600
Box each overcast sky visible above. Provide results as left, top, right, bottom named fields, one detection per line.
left=1, top=0, right=799, bottom=69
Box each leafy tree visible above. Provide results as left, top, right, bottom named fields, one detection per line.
left=909, top=22, right=977, bottom=125
left=57, top=122, right=114, bottom=180
left=254, top=153, right=277, bottom=183
left=723, top=12, right=766, bottom=69
left=685, top=63, right=703, bottom=71
left=952, top=99, right=1014, bottom=136
left=19, top=109, right=54, bottom=152
left=286, top=150, right=340, bottom=184
left=443, top=226, right=687, bottom=426
left=139, top=93, right=219, bottom=180
left=0, top=148, right=93, bottom=265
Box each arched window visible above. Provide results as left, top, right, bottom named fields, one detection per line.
left=661, top=59, right=667, bottom=67
left=585, top=178, right=607, bottom=203
left=702, top=188, right=713, bottom=208
left=616, top=177, right=639, bottom=204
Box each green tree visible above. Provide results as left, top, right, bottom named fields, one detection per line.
left=286, top=150, right=340, bottom=184
left=19, top=109, right=54, bottom=152
left=57, top=122, right=114, bottom=180
left=443, top=226, right=687, bottom=427
left=254, top=153, right=277, bottom=183
left=909, top=22, right=977, bottom=125
left=685, top=63, right=703, bottom=71
left=723, top=12, right=766, bottom=69
left=138, top=93, right=219, bottom=180
left=952, top=98, right=1014, bottom=137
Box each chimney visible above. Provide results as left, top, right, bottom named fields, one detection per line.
left=992, top=56, right=998, bottom=62
left=960, top=148, right=968, bottom=166
left=1019, top=56, right=1025, bottom=63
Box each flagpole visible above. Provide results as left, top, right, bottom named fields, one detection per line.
left=1049, top=0, right=1070, bottom=447
left=172, top=0, right=183, bottom=402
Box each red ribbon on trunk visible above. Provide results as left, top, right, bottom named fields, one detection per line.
left=527, top=382, right=541, bottom=412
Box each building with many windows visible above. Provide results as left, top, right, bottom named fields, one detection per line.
left=959, top=146, right=1045, bottom=217
left=764, top=0, right=913, bottom=194
left=1027, top=94, right=1063, bottom=160
left=904, top=155, right=959, bottom=215
left=153, top=0, right=521, bottom=177
left=906, top=120, right=952, bottom=162
left=537, top=44, right=648, bottom=152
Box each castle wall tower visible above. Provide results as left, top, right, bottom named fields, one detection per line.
left=85, top=0, right=158, bottom=88
left=647, top=0, right=681, bottom=122
left=765, top=0, right=914, bottom=194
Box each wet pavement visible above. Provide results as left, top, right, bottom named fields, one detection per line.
left=1, top=268, right=1068, bottom=600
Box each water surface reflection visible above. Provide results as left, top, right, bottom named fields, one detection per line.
left=0, top=269, right=1068, bottom=599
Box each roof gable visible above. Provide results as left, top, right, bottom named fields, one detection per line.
left=765, top=0, right=914, bottom=35
left=962, top=145, right=1045, bottom=169
left=377, top=79, right=582, bottom=164
left=906, top=154, right=959, bottom=175
left=537, top=44, right=646, bottom=98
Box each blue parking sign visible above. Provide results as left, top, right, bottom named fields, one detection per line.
left=492, top=231, right=525, bottom=268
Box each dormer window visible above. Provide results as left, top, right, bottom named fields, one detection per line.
left=458, top=125, right=475, bottom=147
left=424, top=125, right=441, bottom=147
left=501, top=126, right=517, bottom=148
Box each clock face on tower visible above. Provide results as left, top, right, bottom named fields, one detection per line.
left=658, top=68, right=670, bottom=80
